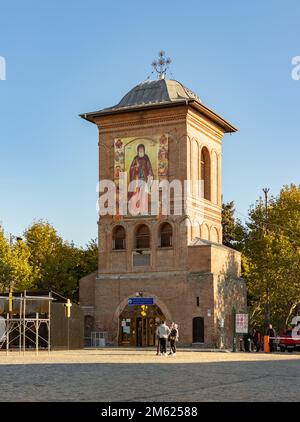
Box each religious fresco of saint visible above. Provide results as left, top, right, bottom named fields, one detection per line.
left=114, top=134, right=168, bottom=186
left=113, top=135, right=168, bottom=217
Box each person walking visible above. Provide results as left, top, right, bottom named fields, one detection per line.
left=156, top=321, right=170, bottom=356
left=252, top=329, right=261, bottom=352
left=168, top=323, right=179, bottom=356
left=243, top=333, right=251, bottom=352
left=167, top=322, right=174, bottom=354
left=155, top=324, right=161, bottom=355
left=267, top=324, right=276, bottom=352
left=156, top=338, right=160, bottom=355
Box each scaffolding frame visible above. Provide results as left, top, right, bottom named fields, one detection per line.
left=0, top=291, right=53, bottom=355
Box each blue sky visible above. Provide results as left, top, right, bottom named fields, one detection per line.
left=0, top=0, right=299, bottom=245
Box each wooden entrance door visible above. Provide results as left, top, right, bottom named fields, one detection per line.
left=119, top=304, right=165, bottom=346
left=193, top=317, right=204, bottom=343
left=136, top=318, right=142, bottom=347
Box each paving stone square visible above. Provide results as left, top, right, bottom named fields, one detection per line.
left=0, top=349, right=299, bottom=402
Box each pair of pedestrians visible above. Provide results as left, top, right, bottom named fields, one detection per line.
left=156, top=321, right=179, bottom=356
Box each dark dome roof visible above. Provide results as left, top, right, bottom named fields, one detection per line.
left=104, top=78, right=202, bottom=111
left=80, top=77, right=237, bottom=133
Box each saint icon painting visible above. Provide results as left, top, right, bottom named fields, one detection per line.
left=114, top=135, right=168, bottom=207
left=129, top=143, right=154, bottom=184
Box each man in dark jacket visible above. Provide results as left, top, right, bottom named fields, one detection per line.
left=253, top=329, right=261, bottom=352
left=168, top=323, right=179, bottom=356
left=243, top=333, right=251, bottom=352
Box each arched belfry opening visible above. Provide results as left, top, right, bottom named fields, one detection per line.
left=112, top=225, right=126, bottom=250
left=201, top=147, right=211, bottom=201
left=159, top=222, right=173, bottom=247
left=135, top=224, right=150, bottom=249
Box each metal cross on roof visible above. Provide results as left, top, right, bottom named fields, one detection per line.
left=152, top=51, right=172, bottom=79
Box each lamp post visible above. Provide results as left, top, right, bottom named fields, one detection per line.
left=262, top=188, right=270, bottom=329
left=232, top=307, right=236, bottom=352
left=8, top=236, right=23, bottom=314
left=64, top=299, right=72, bottom=351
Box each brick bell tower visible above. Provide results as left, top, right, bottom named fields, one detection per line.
left=79, top=53, right=247, bottom=348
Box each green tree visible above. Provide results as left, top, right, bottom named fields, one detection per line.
left=10, top=238, right=35, bottom=290
left=0, top=227, right=35, bottom=291
left=81, top=238, right=98, bottom=275
left=23, top=220, right=98, bottom=300
left=0, top=226, right=12, bottom=290
left=222, top=201, right=245, bottom=250
left=244, top=185, right=300, bottom=331
left=0, top=221, right=98, bottom=299
left=24, top=220, right=63, bottom=277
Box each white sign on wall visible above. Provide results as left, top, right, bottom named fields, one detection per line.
left=235, top=313, right=248, bottom=334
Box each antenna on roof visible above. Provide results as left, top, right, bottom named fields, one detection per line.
left=152, top=51, right=172, bottom=80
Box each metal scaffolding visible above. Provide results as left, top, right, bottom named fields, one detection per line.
left=0, top=291, right=53, bottom=354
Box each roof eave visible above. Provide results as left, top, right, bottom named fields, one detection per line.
left=80, top=99, right=238, bottom=133
left=79, top=100, right=189, bottom=123
left=188, top=100, right=237, bottom=133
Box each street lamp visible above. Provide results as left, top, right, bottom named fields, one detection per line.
left=262, top=188, right=270, bottom=329
left=8, top=235, right=23, bottom=313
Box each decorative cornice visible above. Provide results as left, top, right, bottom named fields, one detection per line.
left=97, top=114, right=187, bottom=133
left=187, top=113, right=224, bottom=142
left=96, top=270, right=189, bottom=280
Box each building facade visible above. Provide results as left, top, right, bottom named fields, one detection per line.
left=79, top=75, right=247, bottom=348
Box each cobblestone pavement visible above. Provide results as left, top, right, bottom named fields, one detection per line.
left=0, top=349, right=300, bottom=402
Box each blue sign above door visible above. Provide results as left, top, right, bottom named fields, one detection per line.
left=128, top=297, right=155, bottom=306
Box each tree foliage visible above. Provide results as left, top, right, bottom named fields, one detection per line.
left=222, top=201, right=245, bottom=250
left=0, top=220, right=98, bottom=301
left=243, top=185, right=300, bottom=331
left=0, top=227, right=34, bottom=291
left=222, top=187, right=300, bottom=332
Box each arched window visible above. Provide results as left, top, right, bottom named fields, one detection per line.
left=200, top=147, right=211, bottom=201
left=112, top=226, right=126, bottom=250
left=135, top=224, right=150, bottom=249
left=159, top=223, right=173, bottom=247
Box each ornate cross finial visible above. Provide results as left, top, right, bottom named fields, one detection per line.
left=152, top=51, right=172, bottom=79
